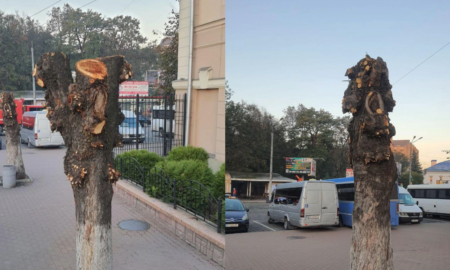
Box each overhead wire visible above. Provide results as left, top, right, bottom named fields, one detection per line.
left=121, top=0, right=136, bottom=13
left=79, top=0, right=98, bottom=9
left=392, top=40, right=450, bottom=85
left=30, top=0, right=62, bottom=18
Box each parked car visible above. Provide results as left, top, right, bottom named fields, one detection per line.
left=138, top=116, right=151, bottom=127
left=120, top=110, right=145, bottom=143
left=225, top=198, right=249, bottom=233
left=20, top=111, right=64, bottom=148
left=398, top=186, right=423, bottom=224
left=268, top=181, right=339, bottom=230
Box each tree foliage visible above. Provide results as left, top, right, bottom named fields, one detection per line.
left=411, top=151, right=423, bottom=174
left=0, top=4, right=163, bottom=91
left=156, top=9, right=179, bottom=94
left=226, top=84, right=351, bottom=180
left=393, top=152, right=409, bottom=174
left=398, top=171, right=424, bottom=188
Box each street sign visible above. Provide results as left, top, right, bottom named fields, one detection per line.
left=285, top=158, right=316, bottom=176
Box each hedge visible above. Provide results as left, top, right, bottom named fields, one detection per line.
left=166, top=146, right=209, bottom=163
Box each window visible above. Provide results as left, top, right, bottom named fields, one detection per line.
left=438, top=189, right=450, bottom=200
left=273, top=187, right=302, bottom=205
left=337, top=184, right=355, bottom=201
left=412, top=189, right=425, bottom=198
left=409, top=189, right=415, bottom=197
left=425, top=189, right=437, bottom=199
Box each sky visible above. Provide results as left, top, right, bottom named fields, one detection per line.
left=0, top=0, right=178, bottom=41
left=227, top=0, right=450, bottom=168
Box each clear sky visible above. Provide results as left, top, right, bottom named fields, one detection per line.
left=227, top=0, right=450, bottom=168
left=0, top=0, right=178, bottom=41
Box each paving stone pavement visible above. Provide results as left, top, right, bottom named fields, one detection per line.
left=0, top=146, right=222, bottom=270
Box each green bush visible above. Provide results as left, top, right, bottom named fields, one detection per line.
left=213, top=163, right=225, bottom=200
left=166, top=146, right=209, bottom=163
left=116, top=150, right=164, bottom=169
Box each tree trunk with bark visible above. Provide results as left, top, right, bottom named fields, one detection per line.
left=0, top=92, right=27, bottom=179
left=342, top=55, right=397, bottom=270
left=34, top=52, right=131, bottom=270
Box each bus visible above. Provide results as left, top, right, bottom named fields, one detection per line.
left=324, top=177, right=399, bottom=227
left=407, top=184, right=450, bottom=218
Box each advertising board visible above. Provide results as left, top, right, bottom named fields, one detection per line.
left=119, top=81, right=149, bottom=96
left=285, top=157, right=316, bottom=176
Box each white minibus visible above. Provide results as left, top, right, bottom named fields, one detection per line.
left=407, top=184, right=450, bottom=218
left=398, top=186, right=423, bottom=224
left=268, top=181, right=339, bottom=230
left=20, top=111, right=64, bottom=148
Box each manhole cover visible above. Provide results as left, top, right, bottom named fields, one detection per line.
left=118, top=220, right=150, bottom=231
left=287, top=236, right=306, bottom=239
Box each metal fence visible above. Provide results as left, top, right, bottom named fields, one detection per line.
left=115, top=155, right=224, bottom=234
left=115, top=93, right=187, bottom=157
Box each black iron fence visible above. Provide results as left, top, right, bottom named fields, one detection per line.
left=115, top=93, right=187, bottom=157
left=115, top=155, right=224, bottom=234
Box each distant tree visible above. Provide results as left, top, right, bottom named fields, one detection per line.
left=398, top=171, right=424, bottom=188
left=411, top=151, right=423, bottom=174
left=393, top=152, right=409, bottom=174
left=225, top=80, right=233, bottom=101
left=156, top=9, right=179, bottom=94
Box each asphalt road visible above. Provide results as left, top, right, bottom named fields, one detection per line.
left=240, top=202, right=450, bottom=233
left=226, top=202, right=450, bottom=270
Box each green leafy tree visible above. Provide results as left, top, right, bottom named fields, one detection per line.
left=411, top=151, right=423, bottom=174
left=156, top=9, right=179, bottom=94
left=393, top=152, right=409, bottom=174
left=398, top=171, right=424, bottom=188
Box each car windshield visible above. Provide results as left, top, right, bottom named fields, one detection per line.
left=225, top=200, right=245, bottom=211
left=121, top=118, right=137, bottom=128
left=399, top=193, right=415, bottom=205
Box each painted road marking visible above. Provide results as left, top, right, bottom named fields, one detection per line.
left=253, top=221, right=277, bottom=231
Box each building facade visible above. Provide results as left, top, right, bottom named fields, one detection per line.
left=172, top=0, right=225, bottom=171
left=391, top=140, right=419, bottom=158
left=422, top=160, right=450, bottom=185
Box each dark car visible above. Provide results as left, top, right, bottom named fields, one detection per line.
left=225, top=198, right=249, bottom=233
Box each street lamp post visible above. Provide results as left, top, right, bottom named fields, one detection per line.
left=409, top=136, right=423, bottom=185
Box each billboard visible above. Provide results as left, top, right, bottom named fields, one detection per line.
left=346, top=168, right=354, bottom=177
left=285, top=158, right=316, bottom=176
left=119, top=81, right=149, bottom=96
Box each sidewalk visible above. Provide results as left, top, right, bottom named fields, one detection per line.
left=0, top=146, right=222, bottom=270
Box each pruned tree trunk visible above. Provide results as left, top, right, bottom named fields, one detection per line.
left=0, top=92, right=26, bottom=179
left=34, top=52, right=131, bottom=270
left=342, top=55, right=397, bottom=270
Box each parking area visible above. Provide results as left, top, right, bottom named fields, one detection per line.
left=225, top=202, right=450, bottom=270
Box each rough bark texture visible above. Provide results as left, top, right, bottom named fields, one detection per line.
left=34, top=52, right=129, bottom=270
left=0, top=92, right=26, bottom=179
left=342, top=55, right=397, bottom=270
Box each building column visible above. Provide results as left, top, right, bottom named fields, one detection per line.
left=249, top=182, right=252, bottom=198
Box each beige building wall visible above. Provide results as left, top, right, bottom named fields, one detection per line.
left=423, top=171, right=450, bottom=184
left=173, top=0, right=225, bottom=172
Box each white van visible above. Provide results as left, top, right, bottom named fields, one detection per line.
left=268, top=181, right=339, bottom=230
left=151, top=105, right=175, bottom=137
left=407, top=184, right=450, bottom=218
left=398, top=186, right=423, bottom=224
left=20, top=111, right=64, bottom=148
left=120, top=110, right=145, bottom=143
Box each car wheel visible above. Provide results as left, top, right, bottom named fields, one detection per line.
left=159, top=129, right=164, bottom=137
left=432, top=214, right=440, bottom=218
left=27, top=139, right=32, bottom=148
left=268, top=214, right=274, bottom=224
left=284, top=218, right=293, bottom=230
left=339, top=216, right=344, bottom=227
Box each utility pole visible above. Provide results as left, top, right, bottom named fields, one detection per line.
left=31, top=42, right=36, bottom=105
left=409, top=136, right=423, bottom=184
left=268, top=130, right=274, bottom=200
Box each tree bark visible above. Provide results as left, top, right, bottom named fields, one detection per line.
left=0, top=92, right=27, bottom=179
left=342, top=55, right=397, bottom=270
left=34, top=52, right=130, bottom=270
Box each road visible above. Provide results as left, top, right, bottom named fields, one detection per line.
left=0, top=146, right=221, bottom=270
left=225, top=202, right=450, bottom=270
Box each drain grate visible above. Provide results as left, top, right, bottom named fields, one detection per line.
left=287, top=236, right=306, bottom=239
left=118, top=220, right=150, bottom=231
